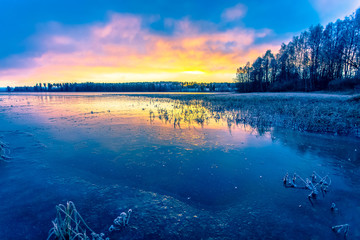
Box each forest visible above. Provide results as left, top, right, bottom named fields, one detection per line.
left=236, top=8, right=360, bottom=92
left=10, top=82, right=236, bottom=92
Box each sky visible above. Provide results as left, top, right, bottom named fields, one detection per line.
left=0, top=0, right=359, bottom=87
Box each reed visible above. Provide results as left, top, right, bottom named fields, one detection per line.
left=145, top=93, right=360, bottom=136
left=47, top=201, right=107, bottom=240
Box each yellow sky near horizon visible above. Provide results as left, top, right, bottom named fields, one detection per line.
left=0, top=14, right=279, bottom=87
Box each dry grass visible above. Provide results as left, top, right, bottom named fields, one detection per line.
left=143, top=93, right=360, bottom=136
left=47, top=201, right=107, bottom=240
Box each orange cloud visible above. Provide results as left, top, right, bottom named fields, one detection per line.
left=0, top=13, right=280, bottom=86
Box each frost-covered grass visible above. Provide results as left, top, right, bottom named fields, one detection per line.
left=151, top=100, right=212, bottom=127
left=47, top=201, right=107, bottom=240
left=47, top=201, right=132, bottom=240
left=144, top=92, right=360, bottom=136
left=0, top=140, right=11, bottom=162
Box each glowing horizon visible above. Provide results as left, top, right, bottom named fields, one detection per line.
left=0, top=13, right=280, bottom=87
left=0, top=1, right=359, bottom=87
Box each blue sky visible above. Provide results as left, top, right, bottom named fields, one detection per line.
left=0, top=0, right=359, bottom=86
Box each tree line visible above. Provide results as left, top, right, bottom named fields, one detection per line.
left=11, top=82, right=237, bottom=92
left=236, top=8, right=360, bottom=92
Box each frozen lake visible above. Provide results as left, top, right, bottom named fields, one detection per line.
left=0, top=93, right=359, bottom=239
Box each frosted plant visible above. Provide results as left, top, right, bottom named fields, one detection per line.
left=0, top=141, right=11, bottom=162
left=311, top=172, right=317, bottom=183
left=330, top=203, right=338, bottom=212
left=311, top=171, right=331, bottom=196
left=109, top=209, right=132, bottom=232
left=282, top=173, right=297, bottom=188
left=305, top=178, right=318, bottom=199
left=332, top=224, right=349, bottom=238
left=47, top=201, right=108, bottom=240
left=283, top=171, right=331, bottom=202
left=283, top=173, right=289, bottom=185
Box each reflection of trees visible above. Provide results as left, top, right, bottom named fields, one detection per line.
left=151, top=100, right=211, bottom=128
left=148, top=98, right=271, bottom=136
left=271, top=128, right=360, bottom=171
left=145, top=94, right=360, bottom=137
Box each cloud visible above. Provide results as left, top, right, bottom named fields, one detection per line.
left=0, top=12, right=278, bottom=86
left=221, top=4, right=247, bottom=22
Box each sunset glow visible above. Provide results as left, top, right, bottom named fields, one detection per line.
left=0, top=0, right=359, bottom=86
left=0, top=14, right=278, bottom=86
